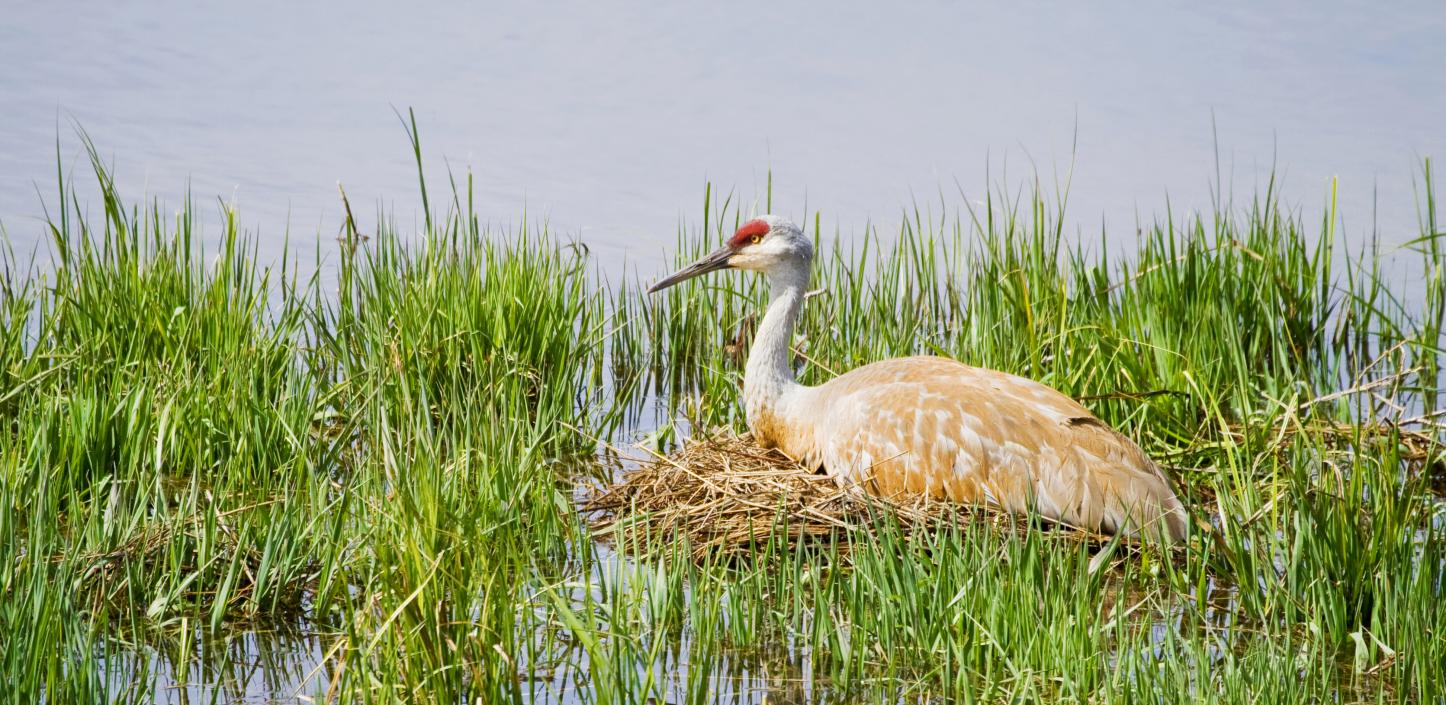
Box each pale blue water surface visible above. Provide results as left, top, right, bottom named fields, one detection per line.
left=3, top=1, right=1444, bottom=275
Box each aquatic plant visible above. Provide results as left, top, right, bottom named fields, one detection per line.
left=0, top=138, right=1440, bottom=703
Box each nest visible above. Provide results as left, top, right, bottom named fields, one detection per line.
left=584, top=416, right=1446, bottom=565
left=586, top=434, right=1027, bottom=561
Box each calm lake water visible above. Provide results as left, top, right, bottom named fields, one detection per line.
left=3, top=2, right=1445, bottom=274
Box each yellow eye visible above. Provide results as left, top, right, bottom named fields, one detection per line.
left=749, top=235, right=763, bottom=245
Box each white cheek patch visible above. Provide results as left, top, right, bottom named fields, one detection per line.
left=729, top=252, right=767, bottom=271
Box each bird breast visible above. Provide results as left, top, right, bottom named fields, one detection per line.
left=758, top=356, right=1187, bottom=541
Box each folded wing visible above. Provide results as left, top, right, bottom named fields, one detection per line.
left=787, top=357, right=1187, bottom=541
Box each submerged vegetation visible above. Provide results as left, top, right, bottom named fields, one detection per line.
left=1, top=138, right=1443, bottom=703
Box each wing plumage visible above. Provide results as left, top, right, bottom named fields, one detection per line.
left=769, top=357, right=1187, bottom=541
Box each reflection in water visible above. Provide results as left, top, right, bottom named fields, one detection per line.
left=102, top=622, right=329, bottom=704
left=90, top=577, right=1258, bottom=704
left=528, top=630, right=898, bottom=705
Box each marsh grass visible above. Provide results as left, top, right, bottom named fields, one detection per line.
left=0, top=137, right=1441, bottom=703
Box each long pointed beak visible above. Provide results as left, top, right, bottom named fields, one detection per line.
left=648, top=246, right=734, bottom=293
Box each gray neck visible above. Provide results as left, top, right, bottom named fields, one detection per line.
left=744, top=264, right=808, bottom=423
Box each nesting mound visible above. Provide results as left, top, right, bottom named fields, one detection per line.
left=586, top=434, right=1009, bottom=561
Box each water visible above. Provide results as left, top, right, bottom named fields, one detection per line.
left=101, top=625, right=329, bottom=704
left=3, top=2, right=1444, bottom=275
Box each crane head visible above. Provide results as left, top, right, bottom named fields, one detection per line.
left=649, top=215, right=811, bottom=293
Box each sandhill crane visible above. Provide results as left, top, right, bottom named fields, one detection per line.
left=650, top=215, right=1189, bottom=542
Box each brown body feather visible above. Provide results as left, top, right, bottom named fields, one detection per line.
left=760, top=356, right=1188, bottom=541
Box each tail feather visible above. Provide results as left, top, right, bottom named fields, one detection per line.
left=1090, top=462, right=1189, bottom=543
left=1035, top=437, right=1190, bottom=543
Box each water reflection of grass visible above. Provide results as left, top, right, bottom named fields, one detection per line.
left=1, top=140, right=1441, bottom=703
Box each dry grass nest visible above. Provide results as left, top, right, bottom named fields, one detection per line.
left=585, top=433, right=1102, bottom=562
left=586, top=419, right=1445, bottom=563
